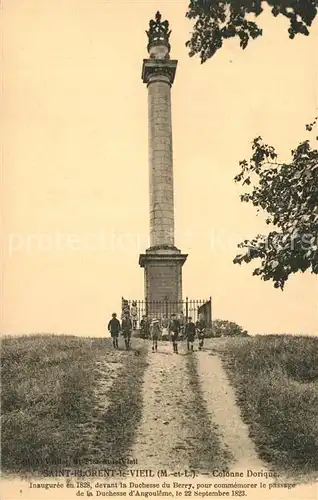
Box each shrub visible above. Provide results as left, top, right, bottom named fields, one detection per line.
left=212, top=319, right=249, bottom=337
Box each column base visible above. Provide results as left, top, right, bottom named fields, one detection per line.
left=139, top=245, right=188, bottom=303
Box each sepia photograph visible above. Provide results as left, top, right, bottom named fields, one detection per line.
left=1, top=1, right=318, bottom=499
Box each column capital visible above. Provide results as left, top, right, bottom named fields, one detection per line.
left=142, top=59, right=178, bottom=85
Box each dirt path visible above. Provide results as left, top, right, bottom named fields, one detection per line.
left=130, top=341, right=191, bottom=472
left=130, top=340, right=231, bottom=474
left=130, top=338, right=270, bottom=476
left=196, top=349, right=267, bottom=472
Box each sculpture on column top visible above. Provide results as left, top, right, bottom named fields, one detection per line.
left=146, top=11, right=171, bottom=58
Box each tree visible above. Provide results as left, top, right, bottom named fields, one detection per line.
left=212, top=319, right=249, bottom=337
left=185, top=1, right=318, bottom=289
left=186, top=0, right=318, bottom=63
left=233, top=118, right=318, bottom=289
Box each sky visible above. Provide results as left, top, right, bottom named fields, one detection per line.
left=2, top=0, right=318, bottom=337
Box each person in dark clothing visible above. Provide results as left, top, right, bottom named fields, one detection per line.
left=196, top=315, right=206, bottom=350
left=108, top=313, right=121, bottom=348
left=150, top=318, right=161, bottom=353
left=178, top=311, right=185, bottom=339
left=140, top=315, right=150, bottom=339
left=121, top=313, right=132, bottom=350
left=121, top=298, right=130, bottom=320
left=185, top=317, right=196, bottom=352
left=169, top=313, right=180, bottom=354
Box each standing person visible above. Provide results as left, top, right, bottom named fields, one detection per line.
left=131, top=300, right=138, bottom=329
left=140, top=315, right=150, bottom=339
left=161, top=314, right=169, bottom=340
left=108, top=313, right=121, bottom=349
left=185, top=316, right=196, bottom=352
left=178, top=311, right=185, bottom=339
left=121, top=298, right=130, bottom=320
left=121, top=313, right=132, bottom=350
left=169, top=313, right=180, bottom=354
left=150, top=318, right=161, bottom=353
left=196, top=314, right=206, bottom=351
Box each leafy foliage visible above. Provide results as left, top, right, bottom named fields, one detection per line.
left=186, top=0, right=318, bottom=63
left=212, top=318, right=249, bottom=336
left=233, top=118, right=318, bottom=289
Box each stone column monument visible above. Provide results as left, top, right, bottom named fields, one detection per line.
left=139, top=12, right=187, bottom=306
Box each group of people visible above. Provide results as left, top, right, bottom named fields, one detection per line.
left=107, top=312, right=133, bottom=350
left=107, top=311, right=206, bottom=353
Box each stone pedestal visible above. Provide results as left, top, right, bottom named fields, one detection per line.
left=139, top=246, right=187, bottom=303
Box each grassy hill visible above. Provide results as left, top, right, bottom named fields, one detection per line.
left=1, top=334, right=148, bottom=474
left=219, top=335, right=318, bottom=476
left=1, top=333, right=317, bottom=476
